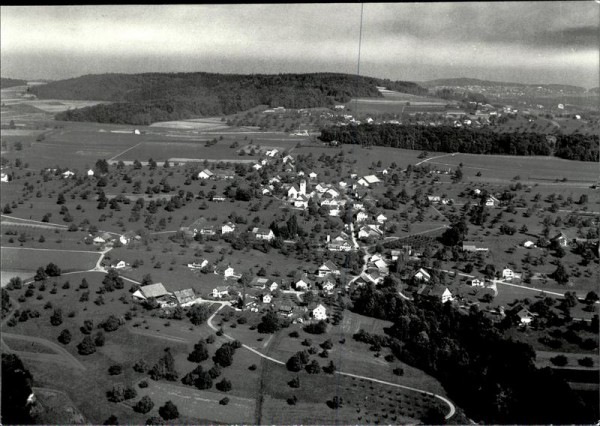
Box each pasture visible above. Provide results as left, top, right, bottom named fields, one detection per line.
left=0, top=247, right=100, bottom=273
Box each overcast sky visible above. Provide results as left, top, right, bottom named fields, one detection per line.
left=1, top=3, right=598, bottom=87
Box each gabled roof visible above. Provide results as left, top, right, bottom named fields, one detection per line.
left=140, top=283, right=169, bottom=299
left=199, top=169, right=214, bottom=176
left=320, top=260, right=338, bottom=271
left=174, top=288, right=195, bottom=304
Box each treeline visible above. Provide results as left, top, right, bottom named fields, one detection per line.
left=30, top=72, right=426, bottom=125
left=0, top=78, right=27, bottom=89
left=319, top=123, right=599, bottom=161
left=350, top=285, right=593, bottom=424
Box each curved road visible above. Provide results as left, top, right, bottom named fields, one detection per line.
left=207, top=304, right=456, bottom=420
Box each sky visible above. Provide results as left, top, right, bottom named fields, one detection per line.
left=1, top=3, right=598, bottom=87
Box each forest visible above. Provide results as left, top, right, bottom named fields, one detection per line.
left=30, top=72, right=426, bottom=125
left=350, top=285, right=594, bottom=425
left=319, top=123, right=599, bottom=161
left=0, top=77, right=27, bottom=89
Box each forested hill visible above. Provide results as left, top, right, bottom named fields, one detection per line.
left=320, top=124, right=599, bottom=162
left=29, top=72, right=426, bottom=125
left=1, top=77, right=28, bottom=89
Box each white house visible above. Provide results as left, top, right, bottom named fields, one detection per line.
left=62, top=170, right=75, bottom=179
left=93, top=235, right=107, bottom=244
left=224, top=266, right=236, bottom=278
left=269, top=281, right=278, bottom=292
left=312, top=304, right=328, bottom=321
left=516, top=307, right=534, bottom=325
left=265, top=149, right=279, bottom=157
left=502, top=268, right=515, bottom=280
left=318, top=260, right=340, bottom=277
left=321, top=279, right=336, bottom=293
left=414, top=268, right=431, bottom=282
left=262, top=293, right=272, bottom=304
left=221, top=222, right=236, bottom=234
left=282, top=155, right=294, bottom=164
left=287, top=185, right=299, bottom=199
left=469, top=278, right=485, bottom=287
left=253, top=227, right=275, bottom=241
left=295, top=276, right=312, bottom=291
left=309, top=172, right=318, bottom=180
left=198, top=169, right=214, bottom=179
left=0, top=173, right=9, bottom=183
left=87, top=169, right=95, bottom=177
left=436, top=287, right=454, bottom=303
left=376, top=214, right=387, bottom=224
left=134, top=129, right=141, bottom=135
left=111, top=260, right=127, bottom=269
left=356, top=212, right=369, bottom=222
left=523, top=240, right=535, bottom=248
left=252, top=163, right=263, bottom=171
left=188, top=259, right=209, bottom=270
left=485, top=196, right=500, bottom=207
left=293, top=195, right=310, bottom=210
left=212, top=286, right=230, bottom=298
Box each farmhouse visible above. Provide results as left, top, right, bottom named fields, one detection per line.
left=417, top=285, right=454, bottom=303
left=252, top=227, right=275, bottom=241
left=133, top=283, right=170, bottom=302
left=294, top=275, right=313, bottom=291
left=119, top=231, right=139, bottom=245
left=485, top=196, right=500, bottom=207
left=468, top=278, right=485, bottom=287
left=87, top=169, right=94, bottom=177
left=173, top=289, right=197, bottom=307
left=318, top=260, right=340, bottom=277
left=320, top=277, right=336, bottom=293
left=187, top=259, right=209, bottom=270
left=221, top=222, right=236, bottom=234
left=198, top=169, right=214, bottom=179
left=502, top=268, right=515, bottom=280
left=212, top=286, right=230, bottom=298
left=0, top=172, right=9, bottom=183
left=376, top=213, right=388, bottom=224
left=312, top=304, right=328, bottom=321
left=111, top=260, right=127, bottom=269
left=413, top=268, right=431, bottom=282
left=214, top=170, right=235, bottom=180
left=523, top=240, right=535, bottom=248
left=357, top=175, right=381, bottom=187
left=62, top=170, right=75, bottom=179
left=261, top=293, right=272, bottom=304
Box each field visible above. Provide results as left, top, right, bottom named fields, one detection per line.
left=0, top=247, right=100, bottom=273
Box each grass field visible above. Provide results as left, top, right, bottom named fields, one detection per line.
left=0, top=247, right=100, bottom=273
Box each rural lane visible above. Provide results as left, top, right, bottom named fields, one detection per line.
left=206, top=305, right=456, bottom=419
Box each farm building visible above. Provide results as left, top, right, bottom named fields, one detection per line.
left=462, top=241, right=489, bottom=252
left=318, top=260, right=340, bottom=277
left=0, top=172, right=10, bottom=183
left=173, top=289, right=197, bottom=307
left=110, top=260, right=127, bottom=269
left=468, top=278, right=485, bottom=287
left=416, top=285, right=454, bottom=303
left=312, top=304, right=328, bottom=321
left=198, top=169, right=214, bottom=179
left=413, top=268, right=431, bottom=282
left=221, top=222, right=236, bottom=234
left=133, top=283, right=170, bottom=302
left=252, top=227, right=275, bottom=241
left=502, top=268, right=515, bottom=280
left=188, top=259, right=209, bottom=270
left=357, top=175, right=381, bottom=187
left=212, top=286, right=230, bottom=298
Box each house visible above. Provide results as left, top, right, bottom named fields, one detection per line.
left=309, top=172, right=318, bottom=180
left=515, top=307, right=535, bottom=325
left=111, top=260, right=127, bottom=269
left=413, top=268, right=431, bottom=282
left=485, top=196, right=500, bottom=207
left=262, top=293, right=272, bottom=304
left=214, top=170, right=235, bottom=180
left=321, top=278, right=336, bottom=293
left=187, top=259, right=209, bottom=270
left=252, top=227, right=275, bottom=241
left=62, top=170, right=75, bottom=179
left=211, top=195, right=226, bottom=202
left=87, top=169, right=94, bottom=177
left=502, top=268, right=515, bottom=280
left=294, top=275, right=313, bottom=291
left=356, top=211, right=369, bottom=222
left=358, top=224, right=383, bottom=239
left=551, top=232, right=569, bottom=248
left=133, top=283, right=170, bottom=301
left=282, top=155, right=294, bottom=164
left=328, top=208, right=341, bottom=217
left=468, top=278, right=485, bottom=287
left=134, top=129, right=141, bottom=135
left=189, top=218, right=209, bottom=236
left=357, top=175, right=381, bottom=187
left=212, top=286, right=230, bottom=298
left=416, top=285, right=453, bottom=303
left=427, top=195, right=441, bottom=203
left=249, top=277, right=270, bottom=289
left=376, top=213, right=387, bottom=224
left=312, top=304, right=328, bottom=321
left=353, top=202, right=365, bottom=211
left=252, top=163, right=263, bottom=171
left=293, top=195, right=310, bottom=209
left=318, top=260, right=340, bottom=278
left=93, top=235, right=107, bottom=244
left=221, top=222, right=236, bottom=234
left=0, top=173, right=9, bottom=183
left=361, top=269, right=383, bottom=285
left=328, top=240, right=353, bottom=252
left=93, top=232, right=113, bottom=245
left=373, top=259, right=388, bottom=273
left=278, top=305, right=293, bottom=316
left=224, top=266, right=236, bottom=278
left=173, top=289, right=197, bottom=307
left=324, top=187, right=340, bottom=198
left=119, top=231, right=139, bottom=245
left=523, top=240, right=535, bottom=248
left=462, top=241, right=489, bottom=252
left=198, top=169, right=214, bottom=179
left=265, top=149, right=279, bottom=157
left=315, top=183, right=328, bottom=194
left=199, top=225, right=216, bottom=236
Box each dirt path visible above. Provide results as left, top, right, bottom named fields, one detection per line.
left=1, top=332, right=86, bottom=371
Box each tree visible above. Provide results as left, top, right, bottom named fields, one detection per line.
left=188, top=341, right=209, bottom=363
left=288, top=376, right=300, bottom=388
left=57, top=192, right=66, bottom=205
left=34, top=267, right=48, bottom=281
left=208, top=364, right=222, bottom=379
left=134, top=396, right=154, bottom=414
left=328, top=395, right=344, bottom=409
left=103, top=414, right=119, bottom=425
left=150, top=348, right=178, bottom=381
left=551, top=261, right=570, bottom=285
left=145, top=416, right=165, bottom=425
left=257, top=311, right=281, bottom=334
left=77, top=336, right=97, bottom=355
left=421, top=405, right=446, bottom=424
left=213, top=344, right=235, bottom=367
left=216, top=378, right=232, bottom=392
left=108, top=364, right=123, bottom=375
left=219, top=397, right=230, bottom=405
left=305, top=359, right=321, bottom=374
left=158, top=400, right=179, bottom=420
left=187, top=304, right=210, bottom=325
left=94, top=331, right=106, bottom=347
left=550, top=355, right=568, bottom=367
left=50, top=308, right=63, bottom=326
left=58, top=329, right=72, bottom=344
left=102, top=315, right=121, bottom=332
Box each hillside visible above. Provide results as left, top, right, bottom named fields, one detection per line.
left=1, top=77, right=28, bottom=89
left=29, top=72, right=427, bottom=125
left=422, top=77, right=586, bottom=93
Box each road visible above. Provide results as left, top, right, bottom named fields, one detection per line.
left=415, top=152, right=457, bottom=167
left=206, top=305, right=456, bottom=420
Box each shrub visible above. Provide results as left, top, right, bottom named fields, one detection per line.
left=134, top=396, right=154, bottom=414
left=139, top=380, right=149, bottom=388
left=108, top=364, right=123, bottom=375
left=393, top=368, right=404, bottom=376
left=578, top=357, right=594, bottom=367
left=287, top=395, right=298, bottom=405
left=216, top=378, right=232, bottom=392
left=58, top=329, right=72, bottom=345
left=288, top=376, right=300, bottom=388
left=158, top=400, right=179, bottom=420
left=77, top=336, right=97, bottom=355
left=219, top=397, right=230, bottom=405
left=303, top=320, right=327, bottom=334
left=550, top=355, right=568, bottom=367
left=305, top=359, right=321, bottom=374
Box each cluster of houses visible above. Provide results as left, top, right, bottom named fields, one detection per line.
left=132, top=282, right=200, bottom=308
